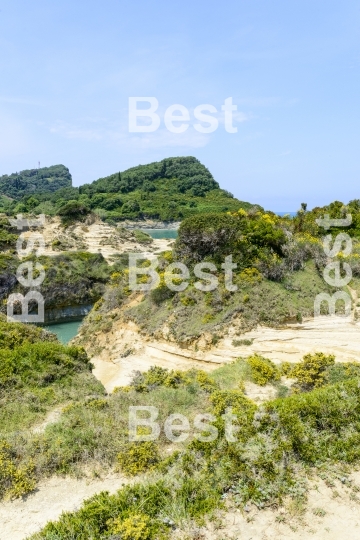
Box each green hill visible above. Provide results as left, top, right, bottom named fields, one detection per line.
left=0, top=164, right=72, bottom=200
left=0, top=157, right=259, bottom=221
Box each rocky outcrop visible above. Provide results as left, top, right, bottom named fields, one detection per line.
left=19, top=216, right=173, bottom=262
left=76, top=311, right=360, bottom=392
left=0, top=273, right=17, bottom=299
left=1, top=216, right=173, bottom=324
left=121, top=219, right=180, bottom=230
left=43, top=304, right=93, bottom=324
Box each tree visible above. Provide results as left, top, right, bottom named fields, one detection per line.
left=58, top=201, right=91, bottom=225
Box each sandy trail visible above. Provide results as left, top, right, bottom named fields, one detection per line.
left=0, top=473, right=130, bottom=540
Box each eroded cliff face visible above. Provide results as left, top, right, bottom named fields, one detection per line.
left=74, top=293, right=360, bottom=393
left=0, top=216, right=173, bottom=323
left=43, top=304, right=93, bottom=324
left=22, top=215, right=172, bottom=261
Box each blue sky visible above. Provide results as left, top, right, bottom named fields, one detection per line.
left=0, top=0, right=359, bottom=210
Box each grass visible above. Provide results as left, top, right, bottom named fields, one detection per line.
left=0, top=315, right=104, bottom=499
left=232, top=338, right=254, bottom=346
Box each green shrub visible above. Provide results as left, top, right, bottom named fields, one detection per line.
left=232, top=338, right=253, bottom=346
left=175, top=210, right=284, bottom=267
left=180, top=294, right=196, bottom=306
left=195, top=371, right=218, bottom=393
left=0, top=316, right=56, bottom=349
left=58, top=200, right=91, bottom=225
left=280, top=361, right=293, bottom=376
left=324, top=361, right=360, bottom=385
left=30, top=482, right=171, bottom=540
left=85, top=398, right=109, bottom=410
left=0, top=342, right=90, bottom=389
left=264, top=378, right=360, bottom=464
left=209, top=389, right=256, bottom=418
left=117, top=442, right=160, bottom=476
left=246, top=355, right=280, bottom=386
left=150, top=284, right=174, bottom=305
left=291, top=352, right=335, bottom=390
left=133, top=229, right=153, bottom=245
left=131, top=366, right=186, bottom=392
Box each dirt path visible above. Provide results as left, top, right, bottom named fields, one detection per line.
left=0, top=473, right=130, bottom=540
left=31, top=406, right=63, bottom=434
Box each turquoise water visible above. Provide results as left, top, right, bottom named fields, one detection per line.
left=141, top=229, right=178, bottom=239
left=276, top=212, right=297, bottom=217
left=44, top=320, right=83, bottom=344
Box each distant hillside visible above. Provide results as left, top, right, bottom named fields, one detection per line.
left=83, top=156, right=218, bottom=196
left=0, top=157, right=259, bottom=221
left=0, top=165, right=72, bottom=200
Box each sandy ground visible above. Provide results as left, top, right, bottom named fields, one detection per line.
left=0, top=473, right=130, bottom=540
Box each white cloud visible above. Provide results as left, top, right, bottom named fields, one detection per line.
left=49, top=102, right=252, bottom=151
left=122, top=129, right=210, bottom=150
left=49, top=117, right=211, bottom=149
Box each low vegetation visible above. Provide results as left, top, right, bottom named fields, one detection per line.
left=79, top=207, right=350, bottom=349
left=2, top=314, right=360, bottom=538
left=246, top=354, right=281, bottom=385
left=0, top=315, right=102, bottom=499
left=1, top=160, right=360, bottom=538
left=25, top=349, right=360, bottom=539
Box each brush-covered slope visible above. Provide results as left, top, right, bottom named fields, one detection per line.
left=0, top=165, right=72, bottom=202
left=79, top=207, right=344, bottom=352
left=27, top=356, right=360, bottom=539
left=1, top=157, right=259, bottom=221
left=0, top=214, right=161, bottom=322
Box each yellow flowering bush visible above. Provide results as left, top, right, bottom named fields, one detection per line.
left=110, top=513, right=152, bottom=540
left=117, top=441, right=160, bottom=476
left=246, top=355, right=280, bottom=386
left=291, top=352, right=335, bottom=390
left=0, top=441, right=36, bottom=499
